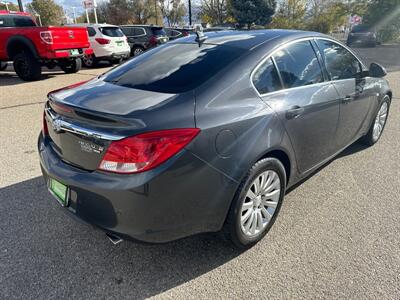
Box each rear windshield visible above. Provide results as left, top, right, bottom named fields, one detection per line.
left=104, top=43, right=244, bottom=93
left=0, top=15, right=36, bottom=27
left=100, top=27, right=124, bottom=37
left=151, top=27, right=167, bottom=36
left=351, top=25, right=372, bottom=33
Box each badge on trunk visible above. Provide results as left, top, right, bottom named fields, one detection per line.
left=78, top=140, right=104, bottom=154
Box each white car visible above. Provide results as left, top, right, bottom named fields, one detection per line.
left=70, top=24, right=130, bottom=67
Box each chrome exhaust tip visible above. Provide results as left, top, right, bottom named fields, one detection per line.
left=106, top=232, right=123, bottom=245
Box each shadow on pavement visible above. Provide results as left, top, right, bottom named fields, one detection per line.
left=0, top=177, right=241, bottom=299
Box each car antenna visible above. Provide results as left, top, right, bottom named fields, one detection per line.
left=195, top=30, right=207, bottom=47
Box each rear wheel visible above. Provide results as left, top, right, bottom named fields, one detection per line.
left=361, top=95, right=390, bottom=146
left=59, top=58, right=82, bottom=74
left=111, top=57, right=123, bottom=64
left=82, top=54, right=97, bottom=68
left=13, top=52, right=42, bottom=81
left=223, top=158, right=286, bottom=249
left=132, top=46, right=144, bottom=57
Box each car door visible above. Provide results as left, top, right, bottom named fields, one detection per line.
left=255, top=40, right=340, bottom=174
left=315, top=39, right=376, bottom=149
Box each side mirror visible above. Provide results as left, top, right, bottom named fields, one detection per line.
left=369, top=62, right=387, bottom=78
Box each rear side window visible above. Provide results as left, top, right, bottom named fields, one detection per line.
left=87, top=27, right=96, bottom=37
left=151, top=27, right=167, bottom=36
left=134, top=27, right=146, bottom=36
left=315, top=40, right=362, bottom=80
left=104, top=43, right=244, bottom=93
left=0, top=15, right=36, bottom=27
left=273, top=41, right=323, bottom=89
left=100, top=27, right=124, bottom=37
left=252, top=58, right=282, bottom=94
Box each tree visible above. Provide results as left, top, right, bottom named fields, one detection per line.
left=131, top=0, right=157, bottom=24
left=159, top=0, right=186, bottom=26
left=271, top=0, right=306, bottom=29
left=199, top=0, right=230, bottom=25
left=365, top=0, right=400, bottom=42
left=230, top=0, right=276, bottom=29
left=104, top=0, right=135, bottom=24
left=0, top=3, right=19, bottom=11
left=305, top=0, right=348, bottom=33
left=26, top=0, right=64, bottom=26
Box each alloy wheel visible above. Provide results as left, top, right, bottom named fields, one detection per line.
left=240, top=170, right=281, bottom=237
left=372, top=101, right=388, bottom=141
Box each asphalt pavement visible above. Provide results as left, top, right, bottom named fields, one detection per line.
left=0, top=45, right=399, bottom=299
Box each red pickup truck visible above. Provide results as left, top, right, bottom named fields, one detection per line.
left=0, top=11, right=93, bottom=81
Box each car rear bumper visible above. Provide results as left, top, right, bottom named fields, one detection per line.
left=38, top=133, right=238, bottom=243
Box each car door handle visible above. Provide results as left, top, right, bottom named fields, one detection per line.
left=286, top=106, right=304, bottom=119
left=341, top=95, right=353, bottom=103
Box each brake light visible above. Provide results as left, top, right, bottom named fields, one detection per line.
left=95, top=38, right=111, bottom=45
left=183, top=31, right=189, bottom=36
left=149, top=35, right=158, bottom=46
left=98, top=128, right=200, bottom=174
left=40, top=31, right=53, bottom=44
left=42, top=111, right=49, bottom=136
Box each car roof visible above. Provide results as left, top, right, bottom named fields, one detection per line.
left=70, top=23, right=119, bottom=28
left=120, top=24, right=162, bottom=28
left=172, top=29, right=329, bottom=50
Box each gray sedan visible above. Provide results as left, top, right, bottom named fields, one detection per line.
left=38, top=30, right=392, bottom=248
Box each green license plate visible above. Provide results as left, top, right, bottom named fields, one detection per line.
left=70, top=49, right=79, bottom=56
left=116, top=41, right=123, bottom=46
left=49, top=178, right=68, bottom=206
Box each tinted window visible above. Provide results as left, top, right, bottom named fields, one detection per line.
left=120, top=27, right=132, bottom=36
left=351, top=25, right=371, bottom=33
left=134, top=27, right=146, bottom=36
left=316, top=40, right=362, bottom=80
left=100, top=27, right=124, bottom=37
left=151, top=27, right=167, bottom=36
left=0, top=15, right=36, bottom=27
left=104, top=43, right=243, bottom=93
left=87, top=27, right=96, bottom=37
left=273, top=41, right=323, bottom=88
left=253, top=58, right=282, bottom=94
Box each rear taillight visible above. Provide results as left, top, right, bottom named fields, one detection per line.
left=149, top=35, right=158, bottom=46
left=98, top=128, right=200, bottom=174
left=42, top=111, right=49, bottom=136
left=95, top=38, right=111, bottom=45
left=40, top=31, right=53, bottom=44
left=183, top=31, right=189, bottom=36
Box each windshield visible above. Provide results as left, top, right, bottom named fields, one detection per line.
left=100, top=27, right=124, bottom=37
left=104, top=43, right=244, bottom=93
left=352, top=25, right=372, bottom=33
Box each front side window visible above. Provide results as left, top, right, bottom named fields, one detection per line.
left=316, top=39, right=362, bottom=80
left=252, top=58, right=282, bottom=94
left=104, top=43, right=244, bottom=93
left=273, top=40, right=324, bottom=89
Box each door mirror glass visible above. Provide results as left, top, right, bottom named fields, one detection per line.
left=369, top=62, right=387, bottom=77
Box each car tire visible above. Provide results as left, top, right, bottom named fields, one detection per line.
left=0, top=61, right=8, bottom=71
left=222, top=157, right=286, bottom=249
left=111, top=58, right=123, bottom=64
left=82, top=55, right=97, bottom=68
left=361, top=95, right=391, bottom=146
left=13, top=52, right=42, bottom=81
left=131, top=46, right=144, bottom=57
left=59, top=58, right=82, bottom=74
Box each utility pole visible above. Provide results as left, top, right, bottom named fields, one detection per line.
left=188, top=0, right=192, bottom=26
left=155, top=0, right=158, bottom=25
left=18, top=0, right=23, bottom=12
left=72, top=7, right=77, bottom=24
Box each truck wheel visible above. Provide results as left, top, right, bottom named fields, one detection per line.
left=13, top=52, right=42, bottom=81
left=0, top=62, right=8, bottom=71
left=60, top=58, right=82, bottom=74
